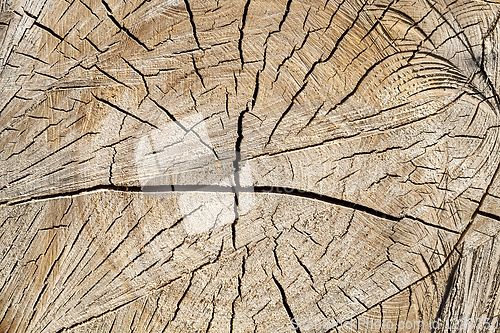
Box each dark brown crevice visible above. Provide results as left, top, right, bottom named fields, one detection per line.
left=238, top=0, right=251, bottom=68
left=90, top=64, right=131, bottom=89
left=2, top=185, right=460, bottom=236
left=102, top=0, right=151, bottom=51
left=278, top=0, right=293, bottom=32
left=303, top=1, right=367, bottom=82
left=90, top=208, right=152, bottom=276
left=33, top=21, right=64, bottom=41
left=232, top=103, right=252, bottom=248
left=294, top=253, right=314, bottom=283
left=272, top=274, right=302, bottom=333
left=477, top=210, right=500, bottom=223
left=432, top=259, right=460, bottom=332
left=54, top=295, right=144, bottom=333
left=123, top=0, right=150, bottom=20
left=162, top=273, right=194, bottom=331
left=20, top=132, right=98, bottom=173
left=92, top=94, right=158, bottom=129
left=15, top=51, right=49, bottom=64
left=183, top=0, right=201, bottom=49
left=265, top=81, right=308, bottom=147
left=191, top=55, right=205, bottom=88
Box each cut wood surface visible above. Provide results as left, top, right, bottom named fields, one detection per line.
left=1, top=0, right=500, bottom=332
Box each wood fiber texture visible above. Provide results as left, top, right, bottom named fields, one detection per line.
left=1, top=0, right=500, bottom=332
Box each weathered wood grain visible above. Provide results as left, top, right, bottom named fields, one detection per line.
left=1, top=0, right=500, bottom=332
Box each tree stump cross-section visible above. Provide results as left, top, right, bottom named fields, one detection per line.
left=1, top=0, right=500, bottom=332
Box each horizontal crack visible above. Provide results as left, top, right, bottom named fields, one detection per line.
left=0, top=185, right=143, bottom=205
left=477, top=210, right=500, bottom=223
left=0, top=185, right=458, bottom=233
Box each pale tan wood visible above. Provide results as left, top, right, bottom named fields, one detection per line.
left=1, top=0, right=500, bottom=332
